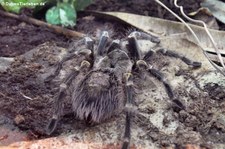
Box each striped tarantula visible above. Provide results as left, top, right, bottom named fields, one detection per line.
left=45, top=31, right=201, bottom=149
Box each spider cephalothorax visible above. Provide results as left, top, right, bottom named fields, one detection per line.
left=45, top=31, right=201, bottom=149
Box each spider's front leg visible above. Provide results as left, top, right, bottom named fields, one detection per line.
left=121, top=32, right=160, bottom=149
left=137, top=60, right=185, bottom=109
left=127, top=31, right=186, bottom=109
left=122, top=73, right=135, bottom=149
left=126, top=31, right=160, bottom=62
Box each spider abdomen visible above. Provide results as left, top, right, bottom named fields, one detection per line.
left=72, top=70, right=125, bottom=123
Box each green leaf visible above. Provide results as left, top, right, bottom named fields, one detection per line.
left=74, top=0, right=92, bottom=11
left=46, top=2, right=76, bottom=27
left=45, top=6, right=61, bottom=25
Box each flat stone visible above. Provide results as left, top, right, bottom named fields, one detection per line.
left=0, top=57, right=14, bottom=72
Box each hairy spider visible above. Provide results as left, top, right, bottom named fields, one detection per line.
left=45, top=31, right=201, bottom=149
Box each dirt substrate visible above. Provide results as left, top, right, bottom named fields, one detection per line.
left=1, top=0, right=225, bottom=148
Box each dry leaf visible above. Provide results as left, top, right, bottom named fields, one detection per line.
left=201, top=0, right=225, bottom=24
left=188, top=7, right=219, bottom=30
left=91, top=11, right=225, bottom=51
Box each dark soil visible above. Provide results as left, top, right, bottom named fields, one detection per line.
left=86, top=0, right=202, bottom=21
left=0, top=0, right=225, bottom=148
left=0, top=17, right=69, bottom=57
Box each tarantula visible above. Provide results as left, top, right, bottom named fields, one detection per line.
left=45, top=31, right=201, bottom=149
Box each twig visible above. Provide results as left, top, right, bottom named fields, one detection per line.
left=0, top=135, right=8, bottom=141
left=20, top=91, right=33, bottom=100
left=0, top=9, right=86, bottom=38
left=173, top=0, right=225, bottom=71
left=154, top=0, right=225, bottom=76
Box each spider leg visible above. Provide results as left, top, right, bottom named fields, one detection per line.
left=129, top=31, right=160, bottom=44
left=128, top=31, right=200, bottom=110
left=136, top=60, right=185, bottom=110
left=122, top=73, right=135, bottom=149
left=143, top=49, right=155, bottom=61
left=128, top=31, right=201, bottom=69
left=46, top=60, right=91, bottom=135
left=44, top=53, right=77, bottom=82
left=84, top=37, right=94, bottom=52
left=97, top=31, right=109, bottom=56
left=148, top=66, right=185, bottom=109
left=127, top=31, right=160, bottom=61
left=45, top=37, right=94, bottom=82
left=146, top=63, right=174, bottom=99
left=127, top=33, right=141, bottom=61
left=156, top=48, right=202, bottom=68
left=107, top=39, right=120, bottom=54
left=46, top=68, right=79, bottom=134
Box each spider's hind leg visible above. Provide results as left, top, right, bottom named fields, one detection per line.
left=46, top=61, right=91, bottom=135
left=45, top=36, right=94, bottom=135
left=46, top=68, right=79, bottom=135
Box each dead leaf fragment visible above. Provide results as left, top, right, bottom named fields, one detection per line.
left=201, top=0, right=225, bottom=24
left=91, top=11, right=225, bottom=50
left=14, top=115, right=25, bottom=125
left=189, top=7, right=219, bottom=30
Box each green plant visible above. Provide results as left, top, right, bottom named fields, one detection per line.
left=0, top=0, right=92, bottom=27
left=46, top=0, right=92, bottom=27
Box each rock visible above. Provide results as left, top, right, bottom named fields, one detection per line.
left=0, top=57, right=14, bottom=72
